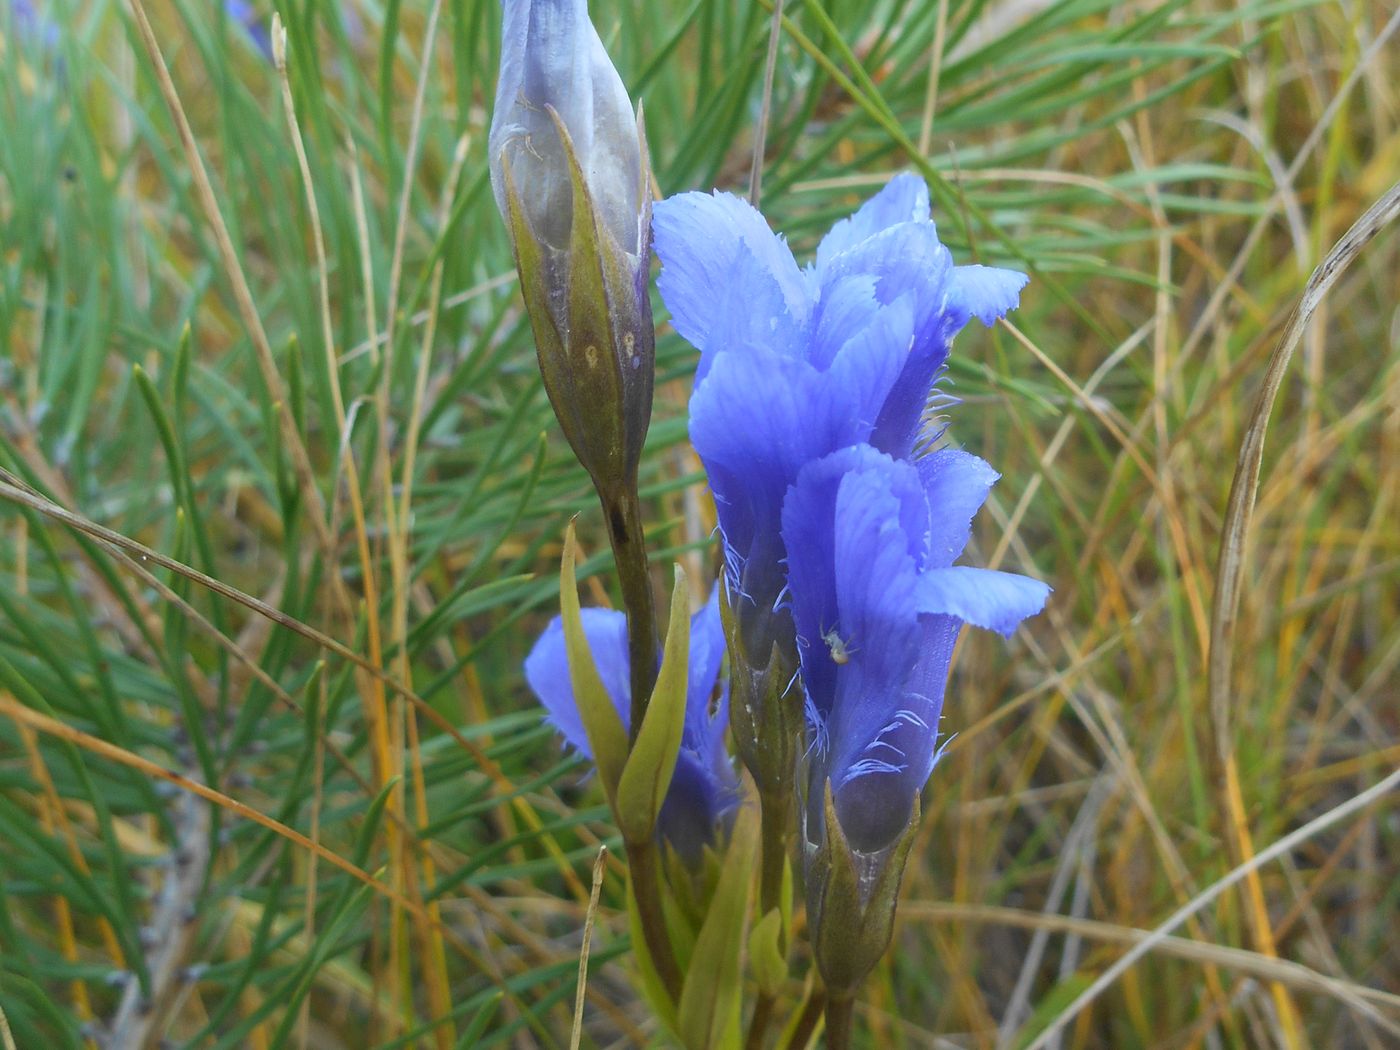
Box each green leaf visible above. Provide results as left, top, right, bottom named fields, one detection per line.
left=677, top=802, right=758, bottom=1050
left=616, top=564, right=689, bottom=843
left=1011, top=972, right=1098, bottom=1050
left=749, top=907, right=786, bottom=996
left=559, top=520, right=628, bottom=802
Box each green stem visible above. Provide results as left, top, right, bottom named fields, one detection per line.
left=757, top=788, right=790, bottom=919
left=745, top=788, right=792, bottom=1048
left=600, top=484, right=658, bottom=743
left=782, top=989, right=826, bottom=1050
left=745, top=994, right=775, bottom=1050
left=824, top=993, right=855, bottom=1050
left=625, top=838, right=683, bottom=1001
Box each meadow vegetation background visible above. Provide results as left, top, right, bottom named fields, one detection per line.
left=0, top=0, right=1397, bottom=1046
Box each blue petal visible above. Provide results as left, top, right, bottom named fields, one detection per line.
left=826, top=461, right=925, bottom=739
left=916, top=449, right=999, bottom=568
left=824, top=295, right=918, bottom=437
left=807, top=272, right=880, bottom=371
left=819, top=221, right=952, bottom=314
left=685, top=590, right=726, bottom=740
left=666, top=590, right=741, bottom=861
left=917, top=567, right=1051, bottom=636
left=814, top=173, right=931, bottom=273
left=817, top=222, right=957, bottom=456
left=522, top=608, right=631, bottom=756
left=780, top=455, right=846, bottom=717
left=948, top=264, right=1029, bottom=327
left=691, top=345, right=865, bottom=614
left=691, top=240, right=804, bottom=385
left=653, top=191, right=809, bottom=351
left=783, top=448, right=925, bottom=730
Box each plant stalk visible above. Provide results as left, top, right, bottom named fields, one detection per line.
left=745, top=787, right=792, bottom=1048
left=783, top=989, right=827, bottom=1050
left=757, top=787, right=790, bottom=919
left=824, top=992, right=855, bottom=1050
left=625, top=838, right=683, bottom=1000
left=745, top=994, right=776, bottom=1050
left=600, top=484, right=658, bottom=742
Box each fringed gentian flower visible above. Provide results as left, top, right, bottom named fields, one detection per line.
left=652, top=174, right=1027, bottom=658
left=652, top=175, right=1030, bottom=801
left=525, top=592, right=740, bottom=862
left=654, top=174, right=1049, bottom=995
left=783, top=445, right=1050, bottom=855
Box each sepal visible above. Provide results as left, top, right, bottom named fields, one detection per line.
left=720, top=582, right=802, bottom=800
left=808, top=781, right=920, bottom=996
left=498, top=105, right=654, bottom=501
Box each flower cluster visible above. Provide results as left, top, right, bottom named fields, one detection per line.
left=498, top=0, right=1050, bottom=1024
left=653, top=175, right=1049, bottom=977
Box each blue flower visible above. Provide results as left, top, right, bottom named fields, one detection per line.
left=6, top=0, right=57, bottom=47
left=652, top=175, right=1027, bottom=650
left=782, top=445, right=1049, bottom=854
left=524, top=591, right=740, bottom=861
left=224, top=0, right=273, bottom=60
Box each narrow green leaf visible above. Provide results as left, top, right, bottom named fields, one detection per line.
left=559, top=520, right=628, bottom=801
left=616, top=563, right=689, bottom=843
left=677, top=803, right=758, bottom=1050
left=748, top=908, right=786, bottom=996
left=454, top=991, right=504, bottom=1048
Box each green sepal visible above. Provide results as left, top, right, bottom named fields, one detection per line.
left=677, top=801, right=758, bottom=1050
left=550, top=105, right=643, bottom=488
left=748, top=907, right=786, bottom=997
left=500, top=155, right=589, bottom=472
left=811, top=781, right=921, bottom=996
left=616, top=564, right=689, bottom=843
left=559, top=520, right=628, bottom=803
left=719, top=582, right=801, bottom=799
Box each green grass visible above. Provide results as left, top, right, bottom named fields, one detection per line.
left=1, top=0, right=1397, bottom=1046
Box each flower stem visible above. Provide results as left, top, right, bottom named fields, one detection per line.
left=744, top=787, right=792, bottom=1048
left=625, top=838, right=683, bottom=1000
left=600, top=485, right=658, bottom=743
left=757, top=787, right=790, bottom=920
left=745, top=994, right=775, bottom=1050
left=824, top=992, right=855, bottom=1050
left=782, top=989, right=826, bottom=1050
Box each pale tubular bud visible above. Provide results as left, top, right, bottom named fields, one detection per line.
left=488, top=0, right=654, bottom=498
left=489, top=0, right=645, bottom=259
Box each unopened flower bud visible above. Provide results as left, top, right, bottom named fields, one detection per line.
left=489, top=0, right=654, bottom=497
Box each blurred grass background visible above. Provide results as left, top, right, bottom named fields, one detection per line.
left=0, top=0, right=1397, bottom=1046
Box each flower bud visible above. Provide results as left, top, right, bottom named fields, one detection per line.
left=489, top=0, right=654, bottom=497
